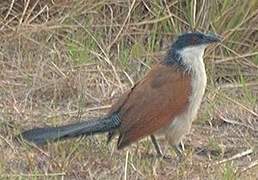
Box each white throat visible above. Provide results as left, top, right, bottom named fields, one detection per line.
left=178, top=45, right=207, bottom=72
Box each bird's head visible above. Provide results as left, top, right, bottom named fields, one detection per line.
left=172, top=32, right=220, bottom=50
left=165, top=32, right=220, bottom=68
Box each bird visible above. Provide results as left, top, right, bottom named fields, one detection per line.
left=19, top=32, right=220, bottom=157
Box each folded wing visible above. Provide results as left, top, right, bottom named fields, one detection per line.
left=109, top=63, right=192, bottom=149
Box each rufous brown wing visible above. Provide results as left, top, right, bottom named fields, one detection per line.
left=108, top=63, right=192, bottom=149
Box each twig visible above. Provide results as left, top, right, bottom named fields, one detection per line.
left=85, top=105, right=112, bottom=112
left=27, top=4, right=49, bottom=24
left=43, top=105, right=111, bottom=119
left=129, top=162, right=145, bottom=177
left=214, top=149, right=253, bottom=165
left=19, top=0, right=30, bottom=25
left=218, top=82, right=258, bottom=89
left=3, top=0, right=15, bottom=21
left=26, top=142, right=50, bottom=157
left=71, top=19, right=124, bottom=91
left=215, top=91, right=258, bottom=118
left=131, top=13, right=189, bottom=26
left=123, top=70, right=135, bottom=87
left=0, top=134, right=15, bottom=152
left=224, top=95, right=258, bottom=117
left=214, top=52, right=258, bottom=64
left=192, top=0, right=197, bottom=28
left=163, top=0, right=179, bottom=33
left=124, top=150, right=129, bottom=180
left=89, top=50, right=123, bottom=91
left=49, top=60, right=67, bottom=79
left=238, top=160, right=258, bottom=174
left=108, top=0, right=137, bottom=50
left=219, top=44, right=258, bottom=69
left=1, top=172, right=65, bottom=178
left=217, top=112, right=257, bottom=132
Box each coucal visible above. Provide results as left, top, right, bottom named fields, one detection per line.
left=19, top=32, right=220, bottom=156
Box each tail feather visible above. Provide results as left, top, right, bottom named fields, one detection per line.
left=19, top=114, right=120, bottom=145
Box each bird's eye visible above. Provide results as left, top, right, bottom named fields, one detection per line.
left=200, top=35, right=205, bottom=40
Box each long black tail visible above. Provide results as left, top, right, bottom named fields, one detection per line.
left=19, top=114, right=120, bottom=145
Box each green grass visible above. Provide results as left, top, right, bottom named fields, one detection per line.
left=222, top=163, right=236, bottom=180
left=0, top=0, right=258, bottom=179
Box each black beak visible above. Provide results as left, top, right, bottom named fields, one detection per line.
left=206, top=33, right=221, bottom=44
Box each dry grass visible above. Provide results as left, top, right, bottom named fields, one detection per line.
left=0, top=0, right=258, bottom=179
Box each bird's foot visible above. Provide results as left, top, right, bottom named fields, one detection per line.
left=152, top=150, right=171, bottom=160
left=161, top=154, right=173, bottom=160
left=173, top=144, right=186, bottom=161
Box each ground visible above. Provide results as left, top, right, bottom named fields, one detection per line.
left=0, top=0, right=258, bottom=179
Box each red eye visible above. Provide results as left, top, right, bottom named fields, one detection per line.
left=191, top=36, right=197, bottom=44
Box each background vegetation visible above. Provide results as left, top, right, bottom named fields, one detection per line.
left=0, top=0, right=258, bottom=179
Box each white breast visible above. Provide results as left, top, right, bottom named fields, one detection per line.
left=163, top=45, right=207, bottom=145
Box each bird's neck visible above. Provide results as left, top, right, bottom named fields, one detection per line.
left=166, top=45, right=208, bottom=129
left=165, top=45, right=206, bottom=73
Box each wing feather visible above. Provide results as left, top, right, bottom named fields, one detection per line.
left=109, top=63, right=192, bottom=149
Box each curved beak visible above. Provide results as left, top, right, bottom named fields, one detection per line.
left=205, top=33, right=221, bottom=44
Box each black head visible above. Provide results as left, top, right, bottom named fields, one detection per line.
left=172, top=32, right=220, bottom=50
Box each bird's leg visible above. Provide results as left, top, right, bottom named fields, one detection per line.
left=173, top=141, right=185, bottom=159
left=173, top=144, right=183, bottom=157
left=180, top=140, right=185, bottom=151
left=150, top=135, right=163, bottom=157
